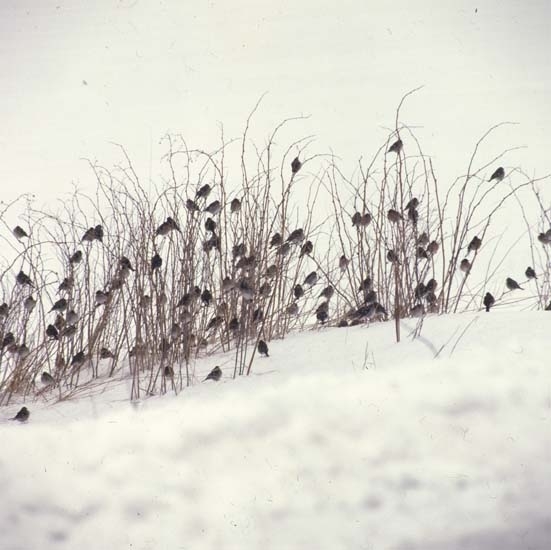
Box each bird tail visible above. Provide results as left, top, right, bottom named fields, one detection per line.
left=485, top=305, right=490, bottom=312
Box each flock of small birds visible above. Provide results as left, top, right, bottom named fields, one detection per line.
left=3, top=148, right=549, bottom=422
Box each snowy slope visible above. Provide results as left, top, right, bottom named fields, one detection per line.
left=1, top=311, right=550, bottom=550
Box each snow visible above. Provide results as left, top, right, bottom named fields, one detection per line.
left=2, top=311, right=550, bottom=549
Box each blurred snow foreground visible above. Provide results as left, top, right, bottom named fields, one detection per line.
left=1, top=311, right=550, bottom=550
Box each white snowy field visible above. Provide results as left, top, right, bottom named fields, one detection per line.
left=1, top=310, right=550, bottom=550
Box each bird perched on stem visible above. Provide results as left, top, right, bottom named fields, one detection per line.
left=483, top=292, right=495, bottom=312
left=488, top=167, right=505, bottom=182
left=204, top=366, right=222, bottom=381
left=468, top=236, right=482, bottom=253
left=299, top=240, right=313, bottom=257
left=11, top=407, right=30, bottom=422
left=13, top=226, right=29, bottom=240
left=287, top=228, right=305, bottom=244
left=204, top=200, right=221, bottom=215
left=460, top=259, right=471, bottom=273
left=46, top=324, right=59, bottom=340
left=16, top=270, right=33, bottom=287
left=196, top=183, right=211, bottom=199
left=230, top=197, right=241, bottom=213
left=387, top=209, right=402, bottom=223
left=258, top=340, right=269, bottom=357
left=388, top=139, right=403, bottom=154
left=506, top=277, right=523, bottom=291
left=525, top=267, right=537, bottom=280
left=41, top=372, right=55, bottom=386
left=50, top=298, right=67, bottom=313
left=291, top=156, right=302, bottom=174
left=151, top=253, right=162, bottom=271
left=70, top=250, right=83, bottom=264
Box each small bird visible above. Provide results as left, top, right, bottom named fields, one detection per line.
left=316, top=310, right=329, bottom=324
left=205, top=218, right=217, bottom=232
left=468, top=236, right=482, bottom=253
left=164, top=365, right=174, bottom=377
left=416, top=246, right=429, bottom=260
left=222, top=276, right=235, bottom=293
left=537, top=232, right=551, bottom=245
left=410, top=304, right=424, bottom=318
left=270, top=233, right=282, bottom=247
left=525, top=266, right=537, bottom=280
left=94, top=225, right=104, bottom=241
left=388, top=139, right=403, bottom=154
left=204, top=200, right=221, bottom=215
left=259, top=282, right=272, bottom=297
left=41, top=372, right=55, bottom=386
left=54, top=313, right=65, bottom=330
left=291, top=156, right=302, bottom=174
left=407, top=207, right=418, bottom=224
left=186, top=198, right=200, bottom=212
left=287, top=228, right=305, bottom=244
left=304, top=271, right=318, bottom=286
left=258, top=340, right=269, bottom=357
left=50, top=298, right=68, bottom=313
left=95, top=346, right=113, bottom=361
left=60, top=324, right=77, bottom=339
left=506, top=277, right=523, bottom=291
left=0, top=303, right=8, bottom=317
left=155, top=221, right=171, bottom=236
left=120, top=256, right=134, bottom=271
left=405, top=198, right=419, bottom=210
left=364, top=289, right=377, bottom=304
left=204, top=366, right=222, bottom=381
left=11, top=407, right=30, bottom=422
left=427, top=241, right=440, bottom=255
left=1, top=332, right=15, bottom=348
left=228, top=317, right=239, bottom=331
left=351, top=212, right=362, bottom=227
left=265, top=264, right=278, bottom=278
left=46, top=324, right=59, bottom=340
left=13, top=226, right=29, bottom=240
left=460, top=259, right=471, bottom=273
left=320, top=285, right=334, bottom=300
left=201, top=288, right=213, bottom=306
left=286, top=302, right=299, bottom=316
left=81, top=227, right=95, bottom=242
left=387, top=250, right=399, bottom=263
left=23, top=296, right=36, bottom=313
left=360, top=213, right=372, bottom=227
left=196, top=183, right=212, bottom=199
left=70, top=250, right=83, bottom=264
left=299, top=240, right=313, bottom=257
left=425, top=279, right=438, bottom=293
left=417, top=232, right=430, bottom=246
left=339, top=255, right=349, bottom=271
left=230, top=197, right=241, bottom=213
left=278, top=243, right=291, bottom=257
left=294, top=284, right=304, bottom=299
left=95, top=290, right=110, bottom=306
left=16, top=270, right=33, bottom=287
left=151, top=253, right=162, bottom=271
left=358, top=277, right=372, bottom=293
left=238, top=279, right=254, bottom=301
left=483, top=292, right=495, bottom=312
left=232, top=243, right=247, bottom=258
left=387, top=209, right=402, bottom=223
left=71, top=351, right=86, bottom=368
left=488, top=167, right=505, bottom=182
left=58, top=277, right=74, bottom=292
left=206, top=316, right=223, bottom=331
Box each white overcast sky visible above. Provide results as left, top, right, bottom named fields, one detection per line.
left=1, top=0, right=550, bottom=203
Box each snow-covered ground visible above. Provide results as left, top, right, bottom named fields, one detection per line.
left=2, top=311, right=550, bottom=550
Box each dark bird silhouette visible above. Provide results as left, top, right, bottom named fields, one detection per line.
left=286, top=302, right=299, bottom=316
left=186, top=198, right=200, bottom=212
left=120, top=256, right=134, bottom=271
left=425, top=278, right=438, bottom=293
left=0, top=302, right=8, bottom=318
left=259, top=282, right=272, bottom=297
left=12, top=406, right=29, bottom=422
left=287, top=228, right=305, bottom=244
left=265, top=264, right=277, bottom=278
left=460, top=259, right=471, bottom=273
left=41, top=372, right=55, bottom=385
left=351, top=212, right=362, bottom=227
left=66, top=309, right=78, bottom=325
left=13, top=226, right=29, bottom=240
left=416, top=247, right=429, bottom=260
left=204, top=200, right=221, bottom=215
left=360, top=213, right=371, bottom=227
left=232, top=242, right=247, bottom=258
left=228, top=317, right=239, bottom=331
left=316, top=310, right=328, bottom=324
left=278, top=242, right=291, bottom=257
left=299, top=240, right=313, bottom=257
left=81, top=227, right=96, bottom=242
left=291, top=156, right=302, bottom=174
left=2, top=332, right=15, bottom=348
left=488, top=167, right=505, bottom=182
left=24, top=295, right=36, bottom=313
left=71, top=351, right=86, bottom=368
left=410, top=304, right=424, bottom=318
left=258, top=340, right=269, bottom=357
left=407, top=207, right=418, bottom=224
left=387, top=250, right=399, bottom=263
left=387, top=209, right=402, bottom=223
left=269, top=233, right=282, bottom=247
left=94, top=225, right=104, bottom=242
left=201, top=289, right=213, bottom=306
left=427, top=241, right=439, bottom=255
left=405, top=198, right=419, bottom=210
left=358, top=277, right=372, bottom=293
left=339, top=255, right=349, bottom=271
left=388, top=139, right=403, bottom=154
left=417, top=232, right=429, bottom=246
left=230, top=197, right=241, bottom=213
left=238, top=279, right=254, bottom=301
left=100, top=347, right=114, bottom=359
left=151, top=253, right=162, bottom=271
left=483, top=292, right=495, bottom=312
left=95, top=290, right=110, bottom=306
left=205, top=218, right=217, bottom=232
left=320, top=285, right=334, bottom=300
left=205, top=366, right=222, bottom=381
left=294, top=284, right=304, bottom=299
left=196, top=183, right=212, bottom=199
left=50, top=298, right=68, bottom=313
left=304, top=271, right=318, bottom=286
left=70, top=250, right=83, bottom=264
left=46, top=324, right=59, bottom=340
left=16, top=270, right=33, bottom=287
left=525, top=266, right=537, bottom=280
left=468, top=236, right=482, bottom=253
left=58, top=277, right=74, bottom=292
left=164, top=365, right=174, bottom=377
left=506, top=277, right=523, bottom=291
